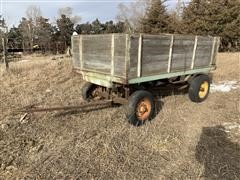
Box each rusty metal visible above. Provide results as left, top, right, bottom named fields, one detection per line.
left=112, top=97, right=128, bottom=105
left=17, top=100, right=113, bottom=113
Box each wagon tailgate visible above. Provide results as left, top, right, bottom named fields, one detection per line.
left=72, top=34, right=128, bottom=80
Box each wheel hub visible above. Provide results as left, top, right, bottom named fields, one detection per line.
left=139, top=104, right=148, bottom=114
left=136, top=98, right=151, bottom=121
left=199, top=81, right=209, bottom=99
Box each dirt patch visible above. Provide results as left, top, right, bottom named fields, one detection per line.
left=0, top=53, right=239, bottom=179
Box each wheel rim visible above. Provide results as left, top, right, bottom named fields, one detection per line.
left=89, top=86, right=101, bottom=100
left=199, top=81, right=209, bottom=99
left=136, top=97, right=152, bottom=121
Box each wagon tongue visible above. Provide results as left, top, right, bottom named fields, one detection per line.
left=16, top=100, right=113, bottom=113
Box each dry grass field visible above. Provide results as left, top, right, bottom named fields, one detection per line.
left=0, top=53, right=239, bottom=179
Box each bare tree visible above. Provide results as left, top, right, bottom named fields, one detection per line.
left=116, top=0, right=148, bottom=32
left=0, top=16, right=9, bottom=69
left=24, top=5, right=42, bottom=52
left=58, top=7, right=81, bottom=25
left=26, top=5, right=42, bottom=26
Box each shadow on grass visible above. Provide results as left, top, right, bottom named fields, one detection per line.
left=195, top=126, right=240, bottom=179
left=149, top=83, right=189, bottom=99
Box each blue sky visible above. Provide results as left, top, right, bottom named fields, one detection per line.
left=1, top=0, right=189, bottom=27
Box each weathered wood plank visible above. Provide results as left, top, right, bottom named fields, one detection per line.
left=72, top=36, right=81, bottom=67
left=80, top=35, right=83, bottom=69
left=111, top=34, right=115, bottom=76
left=125, top=34, right=130, bottom=79
left=171, top=36, right=195, bottom=71
left=210, top=37, right=217, bottom=66
left=129, top=36, right=139, bottom=79
left=211, top=37, right=220, bottom=65
left=142, top=61, right=168, bottom=76
left=113, top=35, right=128, bottom=77
left=191, top=36, right=198, bottom=69
left=137, top=34, right=143, bottom=77
left=72, top=33, right=219, bottom=84
left=168, top=35, right=174, bottom=73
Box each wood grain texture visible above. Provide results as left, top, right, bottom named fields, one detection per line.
left=113, top=34, right=127, bottom=77
left=72, top=33, right=218, bottom=84
left=129, top=35, right=139, bottom=79
left=72, top=36, right=81, bottom=67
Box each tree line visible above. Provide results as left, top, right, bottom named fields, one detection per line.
left=119, top=0, right=240, bottom=51
left=5, top=6, right=125, bottom=54
left=3, top=0, right=240, bottom=53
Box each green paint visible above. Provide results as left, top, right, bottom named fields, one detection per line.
left=128, top=67, right=214, bottom=84
left=81, top=71, right=126, bottom=88
left=80, top=67, right=215, bottom=88
left=84, top=75, right=113, bottom=88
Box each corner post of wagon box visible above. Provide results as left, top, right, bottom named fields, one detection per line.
left=111, top=34, right=115, bottom=77
left=125, top=34, right=130, bottom=79
left=191, top=36, right=198, bottom=69
left=79, top=35, right=83, bottom=70
left=210, top=37, right=217, bottom=66
left=215, top=37, right=221, bottom=62
left=167, top=35, right=174, bottom=73
left=137, top=34, right=143, bottom=77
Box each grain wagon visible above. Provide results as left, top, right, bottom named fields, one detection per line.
left=71, top=33, right=220, bottom=125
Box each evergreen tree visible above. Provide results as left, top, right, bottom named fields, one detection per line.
left=56, top=14, right=74, bottom=46
left=104, top=21, right=115, bottom=33
left=75, top=20, right=126, bottom=35
left=114, top=21, right=126, bottom=33
left=167, top=11, right=183, bottom=34
left=182, top=0, right=240, bottom=51
left=76, top=22, right=92, bottom=34
left=104, top=21, right=125, bottom=33
left=140, top=0, right=170, bottom=33
left=35, top=16, right=53, bottom=52
left=91, top=18, right=104, bottom=34
left=8, top=26, right=23, bottom=49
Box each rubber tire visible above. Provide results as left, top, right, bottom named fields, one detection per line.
left=82, top=82, right=96, bottom=101
left=188, top=75, right=210, bottom=103
left=126, top=90, right=155, bottom=126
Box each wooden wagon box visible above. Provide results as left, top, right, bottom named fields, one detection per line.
left=72, top=33, right=220, bottom=88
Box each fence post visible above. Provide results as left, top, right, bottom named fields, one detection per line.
left=2, top=37, right=9, bottom=70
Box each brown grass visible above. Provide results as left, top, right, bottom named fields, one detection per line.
left=214, top=52, right=240, bottom=81
left=0, top=53, right=239, bottom=179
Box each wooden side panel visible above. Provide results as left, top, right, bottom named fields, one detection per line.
left=211, top=37, right=220, bottom=65
left=71, top=34, right=128, bottom=84
left=114, top=34, right=127, bottom=77
left=82, top=35, right=112, bottom=74
left=71, top=33, right=218, bottom=85
left=171, top=35, right=195, bottom=72
left=128, top=34, right=217, bottom=80
left=129, top=35, right=139, bottom=79
left=194, top=36, right=214, bottom=68
left=72, top=36, right=80, bottom=67
left=141, top=35, right=171, bottom=76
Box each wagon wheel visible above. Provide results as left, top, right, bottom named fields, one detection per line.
left=188, top=75, right=210, bottom=103
left=82, top=82, right=102, bottom=101
left=126, top=90, right=155, bottom=126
